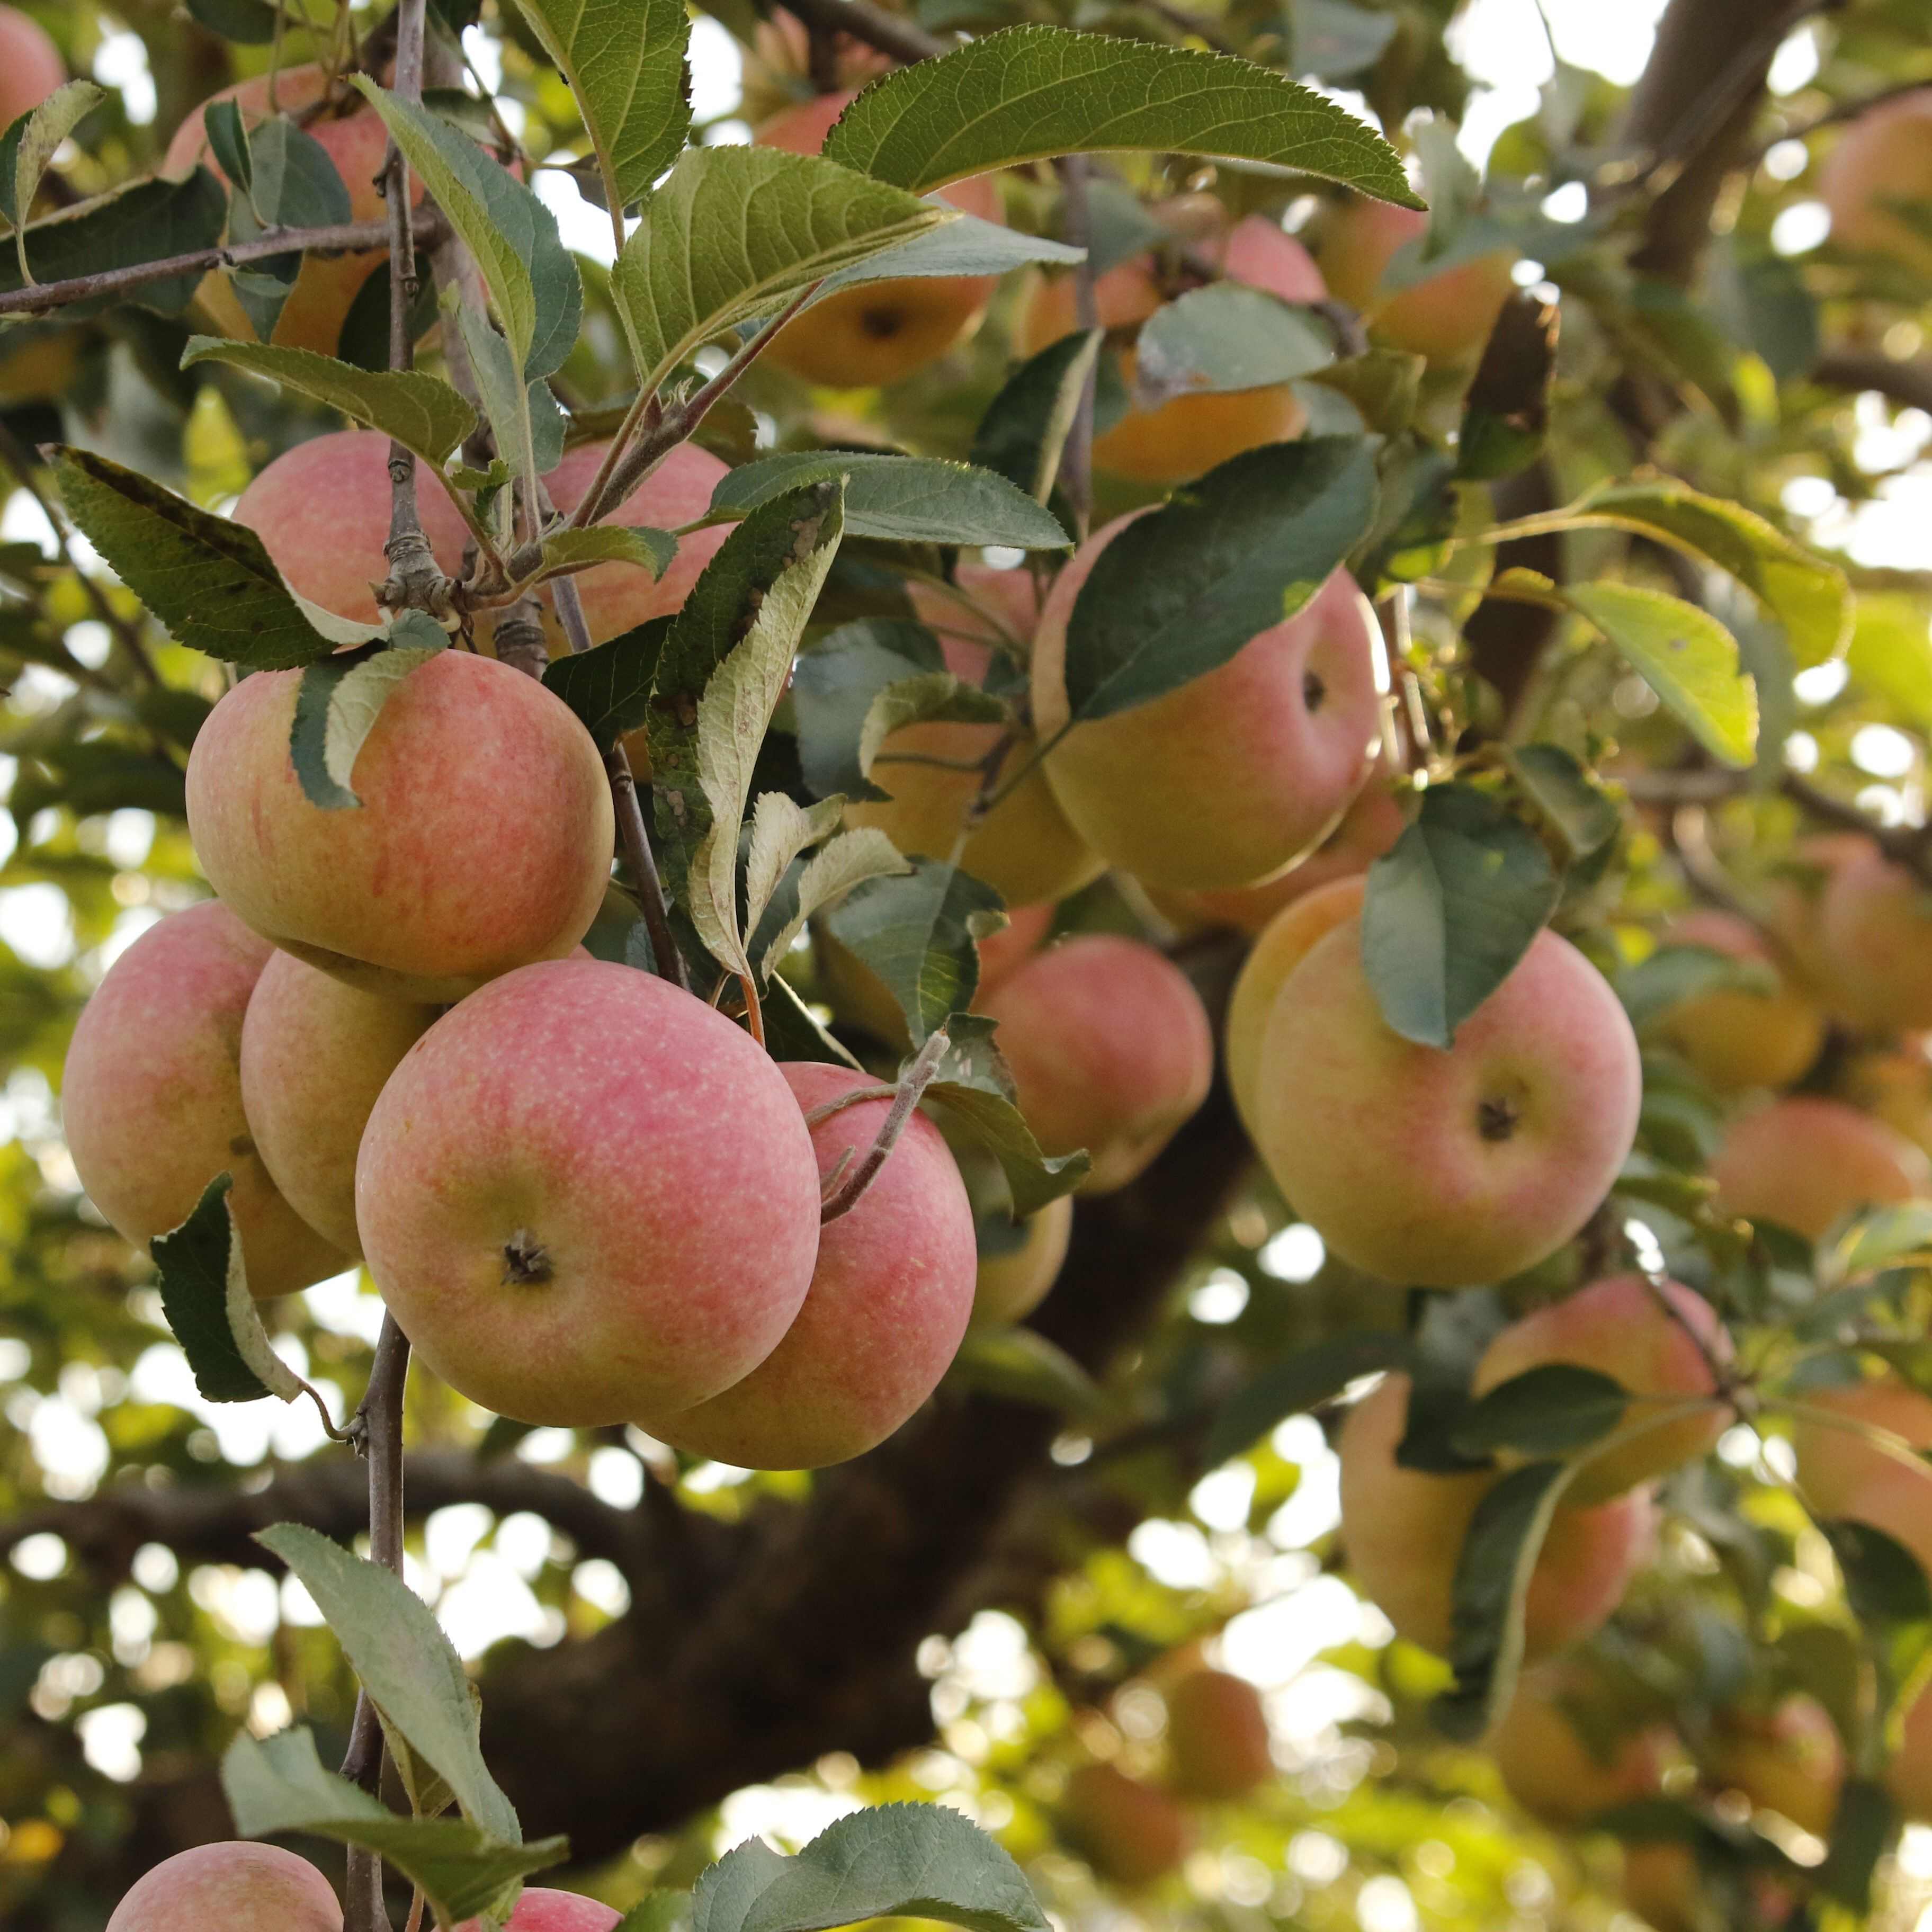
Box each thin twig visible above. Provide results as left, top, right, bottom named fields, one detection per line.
left=820, top=1025, right=951, bottom=1222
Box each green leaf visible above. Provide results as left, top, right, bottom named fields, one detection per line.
left=1204, top=1332, right=1410, bottom=1468
left=1507, top=742, right=1618, bottom=860
left=744, top=793, right=847, bottom=951
left=222, top=1729, right=566, bottom=1929
left=539, top=522, right=677, bottom=586
left=1819, top=1202, right=1932, bottom=1287
left=151, top=1174, right=306, bottom=1405
left=0, top=80, right=106, bottom=279
left=501, top=0, right=691, bottom=213
left=712, top=1804, right=1049, bottom=1932
left=762, top=970, right=866, bottom=1072
left=1059, top=437, right=1378, bottom=720
left=48, top=446, right=371, bottom=668
left=376, top=1687, right=476, bottom=1821
left=350, top=78, right=582, bottom=377
left=695, top=1839, right=792, bottom=1932
left=289, top=641, right=447, bottom=811
left=821, top=860, right=1001, bottom=1045
left=1133, top=283, right=1334, bottom=407
left=612, top=145, right=945, bottom=399
left=619, top=1894, right=695, bottom=1932
left=542, top=615, right=673, bottom=750
left=820, top=27, right=1418, bottom=207
left=1288, top=0, right=1399, bottom=78
left=948, top=1326, right=1116, bottom=1418
left=239, top=117, right=354, bottom=230
left=710, top=453, right=1070, bottom=551
left=969, top=329, right=1102, bottom=509
left=684, top=490, right=848, bottom=978
left=1846, top=593, right=1932, bottom=730
left=1359, top=782, right=1561, bottom=1049
left=456, top=300, right=545, bottom=496
left=1451, top=1364, right=1630, bottom=1459
left=1564, top=582, right=1758, bottom=767
left=1822, top=1520, right=1932, bottom=1626
left=760, top=829, right=910, bottom=979
left=1617, top=942, right=1769, bottom=1032
left=649, top=481, right=845, bottom=900
left=1815, top=1778, right=1895, bottom=1911
left=181, top=338, right=478, bottom=464
left=185, top=0, right=281, bottom=41
left=861, top=673, right=1009, bottom=777
left=0, top=171, right=227, bottom=315
left=253, top=1524, right=522, bottom=1844
left=201, top=99, right=253, bottom=195
left=923, top=1012, right=1090, bottom=1215
left=811, top=214, right=1083, bottom=293
left=793, top=620, right=948, bottom=802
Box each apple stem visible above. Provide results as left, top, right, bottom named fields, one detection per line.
left=820, top=1025, right=951, bottom=1223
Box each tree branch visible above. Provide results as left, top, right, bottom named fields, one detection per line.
left=1814, top=349, right=1932, bottom=415
left=776, top=0, right=950, bottom=66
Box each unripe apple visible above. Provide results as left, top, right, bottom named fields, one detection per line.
left=980, top=936, right=1213, bottom=1194
left=1337, top=1374, right=1657, bottom=1659
left=1650, top=909, right=1825, bottom=1094
left=1709, top=1095, right=1931, bottom=1244
left=648, top=1062, right=975, bottom=1468
left=1316, top=200, right=1516, bottom=364
left=0, top=7, right=62, bottom=131
left=1149, top=777, right=1405, bottom=937
left=1789, top=1375, right=1932, bottom=1520
left=456, top=1888, right=622, bottom=1931
left=1252, top=919, right=1642, bottom=1287
left=1223, top=875, right=1365, bottom=1137
left=1704, top=1695, right=1844, bottom=1836
left=62, top=901, right=348, bottom=1299
left=355, top=959, right=824, bottom=1424
left=1487, top=1663, right=1673, bottom=1828
left=238, top=949, right=440, bottom=1256
left=1060, top=1761, right=1194, bottom=1886
left=972, top=1194, right=1074, bottom=1327
left=232, top=430, right=728, bottom=647
left=1471, top=1275, right=1731, bottom=1505
left=106, top=1841, right=341, bottom=1932
left=756, top=91, right=1001, bottom=386
left=165, top=66, right=425, bottom=355
left=186, top=649, right=614, bottom=1002
left=1164, top=1668, right=1274, bottom=1800
left=1032, top=533, right=1381, bottom=892
left=1819, top=844, right=1932, bottom=1031
left=1819, top=90, right=1932, bottom=277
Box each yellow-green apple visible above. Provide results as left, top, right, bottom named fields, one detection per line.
left=1819, top=90, right=1932, bottom=276
left=972, top=1193, right=1074, bottom=1327
left=238, top=949, right=440, bottom=1255
left=1820, top=844, right=1932, bottom=1031
left=106, top=1842, right=341, bottom=1932
left=1022, top=213, right=1323, bottom=482
left=1337, top=1373, right=1657, bottom=1659
left=1316, top=200, right=1516, bottom=363
left=1149, top=777, right=1405, bottom=936
left=356, top=959, right=821, bottom=1424
left=980, top=935, right=1213, bottom=1194
left=756, top=91, right=1001, bottom=387
left=1471, top=1275, right=1731, bottom=1505
left=1164, top=1668, right=1274, bottom=1800
left=61, top=901, right=348, bottom=1299
left=165, top=65, right=424, bottom=354
left=1252, top=919, right=1643, bottom=1286
left=1709, top=1095, right=1931, bottom=1244
left=1789, top=1375, right=1932, bottom=1520
left=457, top=1890, right=622, bottom=1931
left=1060, top=1761, right=1195, bottom=1886
left=647, top=1063, right=974, bottom=1468
left=1650, top=909, right=1825, bottom=1093
left=186, top=649, right=613, bottom=1001
left=1224, top=876, right=1365, bottom=1137
left=1032, top=533, right=1382, bottom=892
left=1704, top=1695, right=1844, bottom=1836
left=1487, top=1663, right=1674, bottom=1828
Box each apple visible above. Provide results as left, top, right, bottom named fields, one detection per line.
left=1251, top=918, right=1643, bottom=1287
left=1789, top=1375, right=1932, bottom=1520
left=1704, top=1695, right=1844, bottom=1836
left=186, top=648, right=614, bottom=1002
left=1487, top=1663, right=1673, bottom=1828
left=238, top=948, right=441, bottom=1256
left=165, top=65, right=425, bottom=355
left=980, top=935, right=1214, bottom=1194
left=1886, top=1677, right=1932, bottom=1823
left=1709, top=1095, right=1931, bottom=1244
left=1337, top=1373, right=1657, bottom=1659
left=61, top=901, right=348, bottom=1299
left=1617, top=1842, right=1703, bottom=1932
left=1223, top=875, right=1365, bottom=1138
left=355, top=958, right=822, bottom=1424
left=1032, top=534, right=1382, bottom=892
left=1470, top=1275, right=1732, bottom=1505
left=457, top=1889, right=622, bottom=1931
left=1650, top=909, right=1825, bottom=1093
left=1164, top=1668, right=1274, bottom=1800
left=1316, top=200, right=1516, bottom=363
left=971, top=1194, right=1074, bottom=1327
left=1836, top=1042, right=1932, bottom=1158
left=1820, top=843, right=1932, bottom=1031
left=756, top=91, right=1001, bottom=387
left=977, top=901, right=1056, bottom=996
left=1060, top=1761, right=1195, bottom=1886
left=1762, top=831, right=1872, bottom=1014
left=106, top=1841, right=341, bottom=1932
left=1818, top=90, right=1932, bottom=277
left=647, top=1062, right=975, bottom=1469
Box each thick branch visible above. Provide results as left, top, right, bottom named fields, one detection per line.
left=1814, top=350, right=1932, bottom=416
